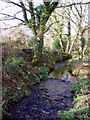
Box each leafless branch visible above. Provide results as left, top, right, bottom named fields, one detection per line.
left=14, top=10, right=23, bottom=17
left=1, top=0, right=29, bottom=11
left=20, top=0, right=29, bottom=23
left=2, top=0, right=22, bottom=8
left=0, top=22, right=22, bottom=30
left=0, top=23, right=23, bottom=36
left=57, top=2, right=90, bottom=8
left=0, top=13, right=24, bottom=22
left=56, top=12, right=76, bottom=25
left=44, top=23, right=54, bottom=34
left=74, top=4, right=81, bottom=18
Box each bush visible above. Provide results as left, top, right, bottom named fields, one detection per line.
left=4, top=56, right=30, bottom=80
left=38, top=66, right=48, bottom=80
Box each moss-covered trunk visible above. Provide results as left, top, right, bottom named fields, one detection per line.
left=37, top=27, right=44, bottom=61
left=32, top=22, right=45, bottom=64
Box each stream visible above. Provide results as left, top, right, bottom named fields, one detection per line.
left=6, top=60, right=75, bottom=119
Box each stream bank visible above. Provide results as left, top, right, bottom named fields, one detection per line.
left=2, top=45, right=72, bottom=119
left=57, top=59, right=89, bottom=119
left=3, top=60, right=75, bottom=119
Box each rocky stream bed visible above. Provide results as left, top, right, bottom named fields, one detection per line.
left=4, top=61, right=75, bottom=120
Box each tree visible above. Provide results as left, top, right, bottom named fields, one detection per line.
left=0, top=0, right=89, bottom=61
left=0, top=0, right=58, bottom=63
left=52, top=9, right=65, bottom=53
left=45, top=0, right=89, bottom=58
left=45, top=6, right=71, bottom=54
left=65, top=6, right=72, bottom=53
left=72, top=0, right=89, bottom=60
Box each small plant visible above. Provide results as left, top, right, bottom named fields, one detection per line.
left=25, top=90, right=30, bottom=96
left=57, top=108, right=89, bottom=119
left=58, top=110, right=74, bottom=119
left=38, top=66, right=48, bottom=80
left=3, top=87, right=8, bottom=93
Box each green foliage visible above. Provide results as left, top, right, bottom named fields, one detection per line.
left=38, top=66, right=48, bottom=80
left=3, top=87, right=8, bottom=93
left=19, top=91, right=25, bottom=98
left=71, top=83, right=78, bottom=93
left=53, top=36, right=67, bottom=51
left=72, top=51, right=79, bottom=58
left=32, top=54, right=38, bottom=65
left=6, top=56, right=29, bottom=79
left=62, top=35, right=67, bottom=45
left=27, top=37, right=35, bottom=48
left=62, top=60, right=89, bottom=119
left=32, top=74, right=40, bottom=82
left=57, top=108, right=89, bottom=119
left=2, top=55, right=37, bottom=106
left=71, top=77, right=89, bottom=95
left=80, top=38, right=86, bottom=49
left=58, top=110, right=74, bottom=119
left=53, top=37, right=61, bottom=49
left=25, top=90, right=30, bottom=96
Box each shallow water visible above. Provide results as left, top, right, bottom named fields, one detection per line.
left=50, top=61, right=72, bottom=80
left=6, top=61, right=75, bottom=119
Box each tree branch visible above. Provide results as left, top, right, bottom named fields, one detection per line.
left=2, top=0, right=22, bottom=8
left=1, top=0, right=29, bottom=11
left=20, top=0, right=29, bottom=23
left=28, top=0, right=37, bottom=36
left=57, top=2, right=90, bottom=8
left=74, top=4, right=81, bottom=18
left=0, top=13, right=24, bottom=22
left=44, top=22, right=54, bottom=34
left=40, top=2, right=58, bottom=29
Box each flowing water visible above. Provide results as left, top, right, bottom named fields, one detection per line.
left=6, top=60, right=75, bottom=119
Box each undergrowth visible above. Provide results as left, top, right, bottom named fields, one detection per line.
left=58, top=59, right=89, bottom=119
left=2, top=39, right=71, bottom=118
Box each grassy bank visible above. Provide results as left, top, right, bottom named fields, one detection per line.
left=58, top=59, right=89, bottom=119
